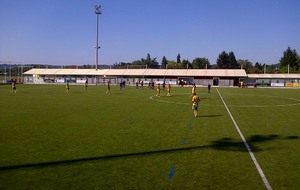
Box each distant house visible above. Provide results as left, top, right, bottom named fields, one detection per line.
left=247, top=74, right=300, bottom=87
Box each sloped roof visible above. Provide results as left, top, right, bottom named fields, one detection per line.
left=248, top=74, right=300, bottom=78
left=144, top=69, right=166, bottom=76
left=86, top=69, right=109, bottom=75
left=185, top=70, right=206, bottom=76
left=24, top=68, right=247, bottom=77
left=122, top=69, right=145, bottom=76
left=164, top=69, right=187, bottom=76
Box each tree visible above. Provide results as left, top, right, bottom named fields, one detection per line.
left=145, top=54, right=159, bottom=68
left=268, top=64, right=279, bottom=73
left=161, top=56, right=168, bottom=69
left=216, top=51, right=229, bottom=69
left=228, top=52, right=238, bottom=69
left=180, top=59, right=191, bottom=69
left=216, top=51, right=239, bottom=69
left=279, top=47, right=299, bottom=72
left=252, top=62, right=263, bottom=73
left=113, top=62, right=130, bottom=69
left=131, top=60, right=143, bottom=66
left=177, top=53, right=181, bottom=64
left=237, top=59, right=253, bottom=73
left=192, top=57, right=211, bottom=69
left=254, top=62, right=263, bottom=70
left=132, top=54, right=159, bottom=69
left=166, top=60, right=179, bottom=69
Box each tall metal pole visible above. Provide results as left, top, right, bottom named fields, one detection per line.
left=95, top=5, right=101, bottom=70
left=4, top=65, right=7, bottom=82
left=96, top=13, right=99, bottom=70
left=9, top=65, right=11, bottom=80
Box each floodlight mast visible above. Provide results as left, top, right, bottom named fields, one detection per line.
left=95, top=5, right=101, bottom=70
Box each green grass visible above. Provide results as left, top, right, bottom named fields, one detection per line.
left=0, top=84, right=300, bottom=189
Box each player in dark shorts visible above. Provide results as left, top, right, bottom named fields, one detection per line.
left=12, top=81, right=17, bottom=93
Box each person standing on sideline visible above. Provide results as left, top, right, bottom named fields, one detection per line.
left=84, top=79, right=88, bottom=91
left=106, top=81, right=110, bottom=94
left=119, top=81, right=123, bottom=90
left=12, top=81, right=17, bottom=93
left=208, top=83, right=211, bottom=93
left=136, top=81, right=139, bottom=89
left=66, top=82, right=70, bottom=93
left=156, top=83, right=161, bottom=97
left=191, top=92, right=201, bottom=117
left=140, top=80, right=144, bottom=88
left=166, top=83, right=171, bottom=96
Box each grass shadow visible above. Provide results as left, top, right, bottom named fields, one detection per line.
left=198, top=114, right=223, bottom=118
left=1, top=134, right=298, bottom=171
left=210, top=134, right=299, bottom=152
left=0, top=145, right=207, bottom=171
left=210, top=137, right=246, bottom=151
left=286, top=136, right=299, bottom=139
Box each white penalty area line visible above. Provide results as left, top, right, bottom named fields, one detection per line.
left=216, top=88, right=272, bottom=190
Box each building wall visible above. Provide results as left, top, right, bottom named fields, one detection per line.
left=24, top=75, right=242, bottom=86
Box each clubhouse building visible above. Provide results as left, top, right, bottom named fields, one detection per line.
left=23, top=68, right=300, bottom=87
left=23, top=68, right=247, bottom=86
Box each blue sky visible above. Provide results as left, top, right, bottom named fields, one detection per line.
left=1, top=0, right=300, bottom=66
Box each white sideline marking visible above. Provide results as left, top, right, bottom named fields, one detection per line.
left=216, top=88, right=272, bottom=190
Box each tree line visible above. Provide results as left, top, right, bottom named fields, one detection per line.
left=1, top=47, right=299, bottom=77
left=113, top=47, right=300, bottom=73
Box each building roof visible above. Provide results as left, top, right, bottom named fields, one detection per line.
left=247, top=74, right=300, bottom=79
left=24, top=68, right=247, bottom=77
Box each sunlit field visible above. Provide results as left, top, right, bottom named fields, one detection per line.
left=0, top=84, right=299, bottom=189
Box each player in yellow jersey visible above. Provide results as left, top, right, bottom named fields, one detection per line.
left=166, top=83, right=171, bottom=96
left=191, top=92, right=201, bottom=117
left=191, top=84, right=196, bottom=97
left=106, top=81, right=110, bottom=94
left=66, top=82, right=69, bottom=93
left=156, top=83, right=161, bottom=97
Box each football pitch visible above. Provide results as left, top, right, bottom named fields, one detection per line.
left=0, top=84, right=299, bottom=189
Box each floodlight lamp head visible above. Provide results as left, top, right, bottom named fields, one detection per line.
left=95, top=5, right=101, bottom=14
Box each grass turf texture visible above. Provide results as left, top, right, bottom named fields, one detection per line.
left=0, top=84, right=299, bottom=189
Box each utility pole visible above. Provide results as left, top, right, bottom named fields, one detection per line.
left=95, top=5, right=101, bottom=70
